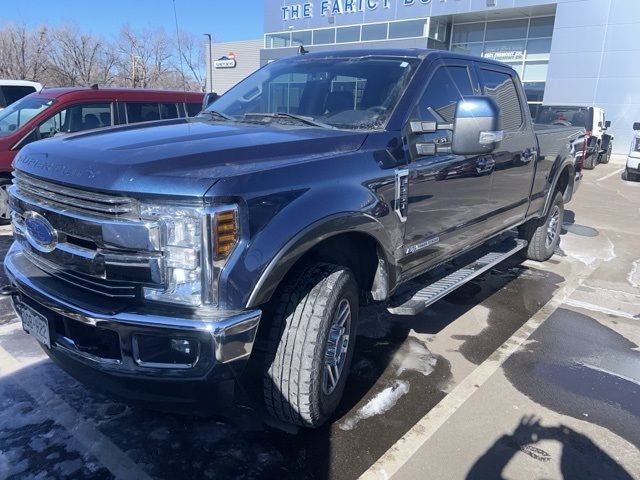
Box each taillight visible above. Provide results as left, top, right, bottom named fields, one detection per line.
left=635, top=137, right=640, bottom=152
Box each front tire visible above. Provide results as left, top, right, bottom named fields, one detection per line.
left=519, top=192, right=564, bottom=262
left=263, top=263, right=359, bottom=428
left=0, top=177, right=12, bottom=225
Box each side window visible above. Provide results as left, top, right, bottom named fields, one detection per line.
left=1, top=85, right=36, bottom=105
left=159, top=103, right=179, bottom=119
left=186, top=103, right=202, bottom=117
left=419, top=66, right=474, bottom=123
left=37, top=110, right=67, bottom=139
left=126, top=102, right=159, bottom=123
left=479, top=69, right=523, bottom=131
left=62, top=103, right=112, bottom=132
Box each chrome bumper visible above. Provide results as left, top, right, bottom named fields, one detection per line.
left=4, top=242, right=261, bottom=379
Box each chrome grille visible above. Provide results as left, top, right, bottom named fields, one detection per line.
left=13, top=170, right=137, bottom=217
left=23, top=249, right=137, bottom=298
left=9, top=171, right=162, bottom=300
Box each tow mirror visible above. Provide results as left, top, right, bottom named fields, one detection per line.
left=451, top=96, right=502, bottom=155
left=411, top=96, right=501, bottom=156
left=633, top=122, right=640, bottom=131
left=202, top=92, right=219, bottom=110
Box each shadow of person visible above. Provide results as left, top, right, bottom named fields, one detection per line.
left=466, top=415, right=634, bottom=480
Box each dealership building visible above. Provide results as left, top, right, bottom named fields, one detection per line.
left=208, top=0, right=640, bottom=153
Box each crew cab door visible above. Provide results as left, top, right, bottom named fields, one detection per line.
left=476, top=65, right=537, bottom=232
left=400, top=61, right=493, bottom=275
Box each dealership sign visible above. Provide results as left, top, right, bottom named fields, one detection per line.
left=214, top=52, right=236, bottom=69
left=281, top=0, right=439, bottom=20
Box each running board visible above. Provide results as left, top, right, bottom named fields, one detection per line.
left=388, top=238, right=528, bottom=316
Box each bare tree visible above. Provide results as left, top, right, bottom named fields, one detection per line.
left=0, top=23, right=50, bottom=81
left=173, top=31, right=206, bottom=91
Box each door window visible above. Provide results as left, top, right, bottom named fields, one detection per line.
left=126, top=102, right=179, bottom=123
left=418, top=65, right=474, bottom=122
left=37, top=110, right=67, bottom=139
left=59, top=103, right=112, bottom=132
left=479, top=69, right=523, bottom=131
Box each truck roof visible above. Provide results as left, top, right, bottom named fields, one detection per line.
left=289, top=48, right=513, bottom=69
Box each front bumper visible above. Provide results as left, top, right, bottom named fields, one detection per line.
left=626, top=154, right=640, bottom=172
left=4, top=242, right=261, bottom=408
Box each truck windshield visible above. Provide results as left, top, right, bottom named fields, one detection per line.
left=535, top=106, right=590, bottom=129
left=0, top=96, right=55, bottom=137
left=206, top=55, right=420, bottom=130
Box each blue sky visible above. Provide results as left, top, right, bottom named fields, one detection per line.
left=1, top=0, right=264, bottom=42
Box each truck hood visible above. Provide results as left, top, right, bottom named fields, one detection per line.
left=13, top=118, right=368, bottom=198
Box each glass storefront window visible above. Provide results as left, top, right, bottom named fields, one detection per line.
left=483, top=40, right=526, bottom=62
left=429, top=19, right=447, bottom=42
left=523, top=61, right=548, bottom=82
left=291, top=30, right=312, bottom=46
left=313, top=28, right=335, bottom=45
left=265, top=32, right=291, bottom=48
left=504, top=62, right=523, bottom=78
left=484, top=19, right=528, bottom=41
left=389, top=19, right=426, bottom=39
left=452, top=22, right=484, bottom=43
left=336, top=26, right=360, bottom=43
left=361, top=23, right=387, bottom=41
left=528, top=17, right=554, bottom=38
left=452, top=43, right=484, bottom=57
left=526, top=38, right=552, bottom=61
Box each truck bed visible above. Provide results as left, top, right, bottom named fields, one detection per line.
left=534, top=124, right=585, bottom=157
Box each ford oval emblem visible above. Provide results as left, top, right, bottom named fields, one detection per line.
left=24, top=212, right=58, bottom=253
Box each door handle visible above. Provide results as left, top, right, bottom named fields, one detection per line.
left=522, top=148, right=537, bottom=163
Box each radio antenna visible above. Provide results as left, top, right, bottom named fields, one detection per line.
left=172, top=0, right=188, bottom=94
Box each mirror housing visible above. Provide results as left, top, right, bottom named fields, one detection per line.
left=451, top=96, right=502, bottom=155
left=604, top=120, right=611, bottom=128
left=202, top=92, right=219, bottom=110
left=633, top=122, right=640, bottom=131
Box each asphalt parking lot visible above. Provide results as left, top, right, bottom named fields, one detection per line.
left=0, top=160, right=638, bottom=480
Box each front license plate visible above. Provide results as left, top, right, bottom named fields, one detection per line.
left=18, top=302, right=51, bottom=348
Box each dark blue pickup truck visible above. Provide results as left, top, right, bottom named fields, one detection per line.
left=4, top=49, right=585, bottom=428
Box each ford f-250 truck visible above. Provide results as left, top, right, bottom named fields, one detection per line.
left=3, top=49, right=584, bottom=428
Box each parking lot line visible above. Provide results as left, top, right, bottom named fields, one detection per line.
left=0, top=345, right=152, bottom=480
left=596, top=168, right=623, bottom=182
left=360, top=262, right=597, bottom=480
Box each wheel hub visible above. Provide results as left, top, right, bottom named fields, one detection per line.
left=322, top=298, right=351, bottom=395
left=546, top=205, right=561, bottom=248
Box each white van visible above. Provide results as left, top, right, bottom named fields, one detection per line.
left=0, top=80, right=43, bottom=110
left=626, top=122, right=640, bottom=181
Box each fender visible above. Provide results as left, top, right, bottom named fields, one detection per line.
left=542, top=156, right=576, bottom=216
left=245, top=212, right=395, bottom=309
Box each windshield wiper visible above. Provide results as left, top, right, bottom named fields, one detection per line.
left=198, top=110, right=235, bottom=121
left=243, top=112, right=336, bottom=129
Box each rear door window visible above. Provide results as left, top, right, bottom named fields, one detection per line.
left=126, top=102, right=180, bottom=123
left=478, top=68, right=524, bottom=131
left=186, top=103, right=202, bottom=117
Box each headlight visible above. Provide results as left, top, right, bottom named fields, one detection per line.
left=140, top=204, right=238, bottom=307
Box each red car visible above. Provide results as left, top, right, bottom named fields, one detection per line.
left=0, top=87, right=204, bottom=222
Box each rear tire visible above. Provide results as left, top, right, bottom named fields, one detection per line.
left=626, top=168, right=639, bottom=182
left=519, top=192, right=564, bottom=262
left=600, top=144, right=612, bottom=164
left=263, top=263, right=358, bottom=428
left=583, top=153, right=597, bottom=170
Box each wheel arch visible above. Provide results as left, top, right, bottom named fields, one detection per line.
left=246, top=213, right=395, bottom=309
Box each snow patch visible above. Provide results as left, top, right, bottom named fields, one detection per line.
left=339, top=380, right=409, bottom=431
left=393, top=339, right=438, bottom=377
left=564, top=298, right=638, bottom=320
left=562, top=235, right=615, bottom=266
left=628, top=260, right=640, bottom=288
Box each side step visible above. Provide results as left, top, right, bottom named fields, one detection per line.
left=388, top=238, right=528, bottom=316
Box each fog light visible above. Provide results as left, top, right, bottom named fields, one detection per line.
left=171, top=338, right=193, bottom=355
